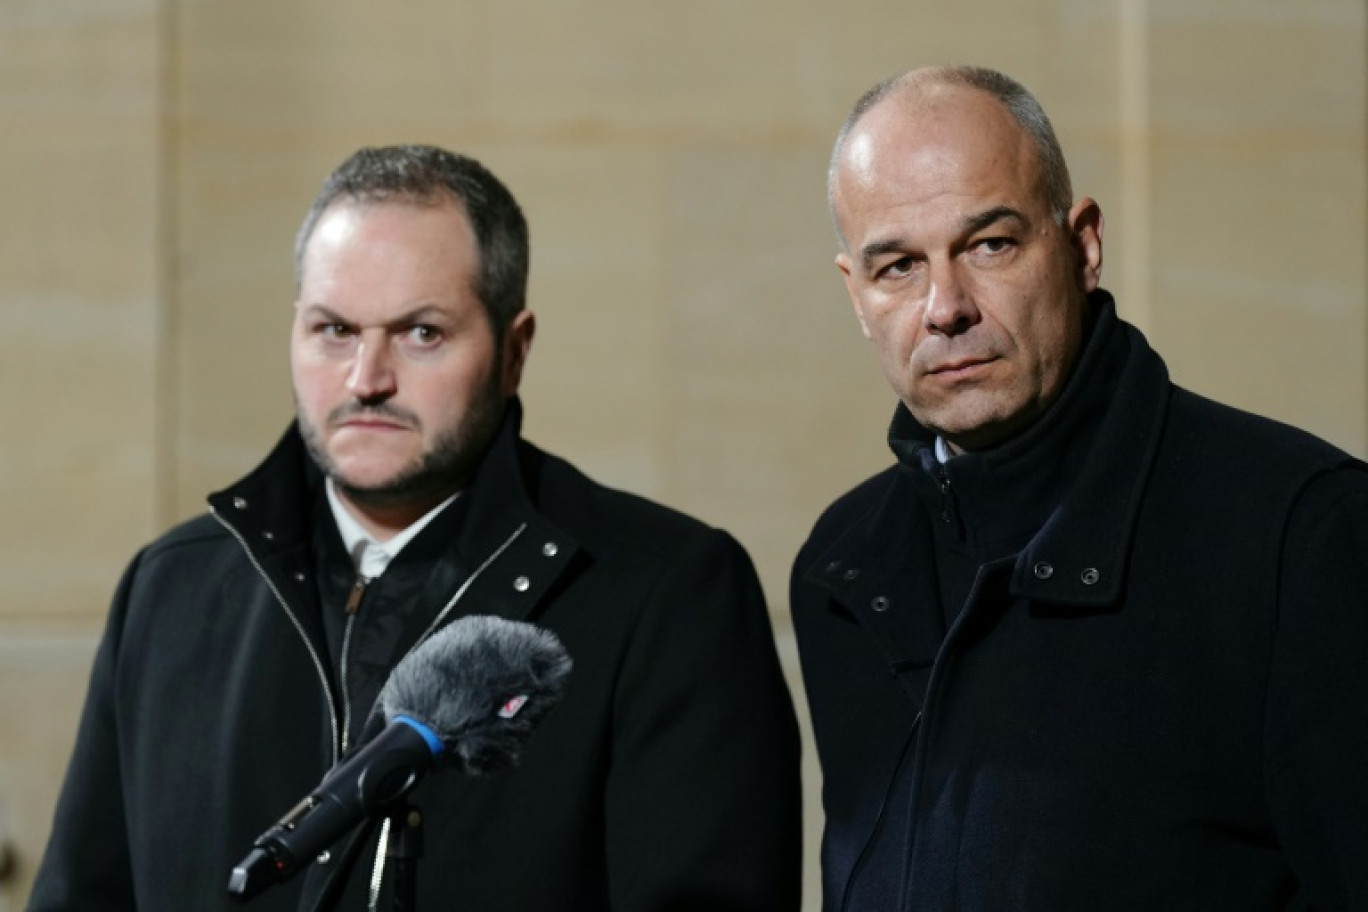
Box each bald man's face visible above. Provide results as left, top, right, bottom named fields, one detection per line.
left=832, top=83, right=1102, bottom=452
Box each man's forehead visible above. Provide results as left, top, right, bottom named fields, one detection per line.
left=854, top=83, right=1024, bottom=165
left=841, top=129, right=880, bottom=190
left=301, top=197, right=478, bottom=268
left=834, top=83, right=1041, bottom=219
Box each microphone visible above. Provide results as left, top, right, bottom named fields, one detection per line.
left=227, top=615, right=573, bottom=902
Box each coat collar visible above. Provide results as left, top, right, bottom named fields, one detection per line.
left=208, top=397, right=582, bottom=625
left=806, top=291, right=1171, bottom=621
left=442, top=398, right=581, bottom=621
left=1007, top=299, right=1168, bottom=607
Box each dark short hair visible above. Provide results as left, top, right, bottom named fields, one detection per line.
left=294, top=145, right=529, bottom=337
left=829, top=66, right=1073, bottom=243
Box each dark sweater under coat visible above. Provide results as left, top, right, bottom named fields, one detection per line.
left=791, top=293, right=1368, bottom=910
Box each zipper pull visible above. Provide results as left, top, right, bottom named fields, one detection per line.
left=345, top=575, right=369, bottom=615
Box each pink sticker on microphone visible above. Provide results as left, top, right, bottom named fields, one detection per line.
left=498, top=695, right=529, bottom=719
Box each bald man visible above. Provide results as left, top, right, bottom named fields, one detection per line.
left=791, top=66, right=1368, bottom=911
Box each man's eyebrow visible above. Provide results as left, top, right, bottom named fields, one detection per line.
left=962, top=205, right=1029, bottom=235
left=389, top=305, right=450, bottom=324
left=859, top=238, right=911, bottom=272
left=298, top=303, right=343, bottom=320
left=297, top=304, right=451, bottom=326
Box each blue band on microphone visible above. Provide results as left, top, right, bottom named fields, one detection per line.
left=393, top=715, right=444, bottom=758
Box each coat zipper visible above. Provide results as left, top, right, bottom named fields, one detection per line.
left=212, top=508, right=342, bottom=765
left=218, top=510, right=531, bottom=911
left=339, top=574, right=369, bottom=754
left=412, top=521, right=527, bottom=648
left=212, top=517, right=526, bottom=765
left=933, top=464, right=954, bottom=525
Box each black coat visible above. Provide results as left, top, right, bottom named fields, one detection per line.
left=32, top=402, right=803, bottom=911
left=792, top=298, right=1368, bottom=911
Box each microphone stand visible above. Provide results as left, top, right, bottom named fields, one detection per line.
left=383, top=801, right=425, bottom=912
left=306, top=800, right=425, bottom=912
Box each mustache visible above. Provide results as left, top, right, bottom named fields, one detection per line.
left=327, top=402, right=421, bottom=428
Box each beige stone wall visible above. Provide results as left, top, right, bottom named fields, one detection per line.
left=2, top=1, right=1363, bottom=905
left=0, top=1, right=165, bottom=904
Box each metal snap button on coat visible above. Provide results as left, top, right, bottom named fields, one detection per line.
left=842, top=568, right=860, bottom=581
left=233, top=497, right=248, bottom=510
left=513, top=575, right=531, bottom=592
left=542, top=542, right=559, bottom=557
left=871, top=596, right=890, bottom=612
left=1080, top=568, right=1101, bottom=585
left=262, top=530, right=275, bottom=542
left=1033, top=562, right=1054, bottom=580
left=825, top=560, right=842, bottom=574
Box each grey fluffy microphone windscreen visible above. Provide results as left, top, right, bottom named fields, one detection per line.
left=381, top=613, right=575, bottom=774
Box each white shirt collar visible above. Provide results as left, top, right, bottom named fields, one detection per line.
left=934, top=436, right=955, bottom=464
left=325, top=478, right=459, bottom=580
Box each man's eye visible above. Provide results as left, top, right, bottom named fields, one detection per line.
left=407, top=325, right=442, bottom=345
left=879, top=256, right=916, bottom=278
left=976, top=237, right=1015, bottom=254
left=319, top=323, right=353, bottom=339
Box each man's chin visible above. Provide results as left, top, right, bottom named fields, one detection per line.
left=328, top=457, right=475, bottom=513
left=327, top=463, right=427, bottom=503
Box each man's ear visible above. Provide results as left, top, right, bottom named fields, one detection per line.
left=500, top=310, right=536, bottom=396
left=836, top=252, right=873, bottom=340
left=1067, top=197, right=1105, bottom=293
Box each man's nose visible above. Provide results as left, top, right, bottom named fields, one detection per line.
left=346, top=338, right=397, bottom=401
left=923, top=262, right=981, bottom=337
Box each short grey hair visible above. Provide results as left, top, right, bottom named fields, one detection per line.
left=294, top=145, right=529, bottom=338
left=828, top=66, right=1074, bottom=244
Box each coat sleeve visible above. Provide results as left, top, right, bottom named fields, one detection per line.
left=602, top=528, right=803, bottom=912
left=1264, top=464, right=1368, bottom=910
left=26, top=553, right=143, bottom=912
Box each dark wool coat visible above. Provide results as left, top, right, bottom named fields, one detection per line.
left=792, top=296, right=1368, bottom=911
left=32, top=402, right=803, bottom=912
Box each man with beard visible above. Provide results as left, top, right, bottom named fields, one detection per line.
left=31, top=145, right=802, bottom=912
left=792, top=66, right=1368, bottom=910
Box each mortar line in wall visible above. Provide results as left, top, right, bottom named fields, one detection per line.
left=1119, top=0, right=1152, bottom=335
left=153, top=0, right=181, bottom=532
